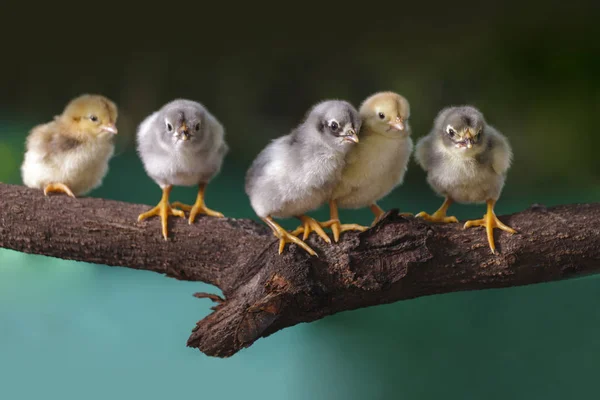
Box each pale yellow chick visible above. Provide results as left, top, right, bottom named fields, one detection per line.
left=327, top=91, right=413, bottom=242
left=21, top=94, right=118, bottom=197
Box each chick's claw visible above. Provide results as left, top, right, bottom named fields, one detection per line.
left=172, top=184, right=224, bottom=224
left=138, top=204, right=185, bottom=240
left=291, top=215, right=332, bottom=243
left=463, top=203, right=517, bottom=254
left=137, top=203, right=185, bottom=222
left=275, top=230, right=317, bottom=256
left=416, top=197, right=458, bottom=224
left=171, top=202, right=224, bottom=223
left=138, top=187, right=185, bottom=240
left=263, top=217, right=316, bottom=256
left=326, top=200, right=368, bottom=242
left=415, top=211, right=459, bottom=224
left=322, top=219, right=368, bottom=243
left=43, top=183, right=76, bottom=198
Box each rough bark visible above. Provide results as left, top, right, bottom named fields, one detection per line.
left=1, top=183, right=599, bottom=357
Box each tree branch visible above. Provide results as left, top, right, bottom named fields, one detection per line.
left=1, top=183, right=599, bottom=357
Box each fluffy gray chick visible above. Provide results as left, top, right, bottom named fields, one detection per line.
left=245, top=100, right=360, bottom=256
left=137, top=99, right=228, bottom=240
left=414, top=105, right=516, bottom=253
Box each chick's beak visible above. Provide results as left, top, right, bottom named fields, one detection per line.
left=178, top=122, right=191, bottom=141
left=388, top=117, right=404, bottom=131
left=100, top=124, right=118, bottom=134
left=465, top=130, right=474, bottom=148
left=342, top=129, right=359, bottom=144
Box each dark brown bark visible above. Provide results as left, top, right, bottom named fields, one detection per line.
left=1, top=183, right=599, bottom=357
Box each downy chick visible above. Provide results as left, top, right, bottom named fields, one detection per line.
left=21, top=94, right=118, bottom=197
left=137, top=99, right=228, bottom=240
left=415, top=105, right=516, bottom=253
left=328, top=91, right=412, bottom=242
left=245, top=100, right=360, bottom=256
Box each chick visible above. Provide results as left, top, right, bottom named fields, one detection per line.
left=327, top=91, right=413, bottom=242
left=137, top=99, right=227, bottom=240
left=21, top=94, right=118, bottom=197
left=245, top=100, right=360, bottom=256
left=414, top=105, right=516, bottom=253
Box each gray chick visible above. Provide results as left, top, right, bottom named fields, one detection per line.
left=245, top=100, right=360, bottom=256
left=414, top=105, right=516, bottom=253
left=137, top=99, right=228, bottom=240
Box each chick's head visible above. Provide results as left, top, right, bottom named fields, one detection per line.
left=360, top=92, right=410, bottom=136
left=159, top=100, right=208, bottom=149
left=308, top=100, right=361, bottom=150
left=437, top=106, right=486, bottom=152
left=61, top=94, right=118, bottom=138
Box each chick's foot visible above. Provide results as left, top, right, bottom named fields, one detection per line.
left=138, top=186, right=185, bottom=240
left=43, top=183, right=75, bottom=198
left=323, top=219, right=368, bottom=243
left=463, top=200, right=517, bottom=254
left=326, top=199, right=368, bottom=242
left=171, top=184, right=224, bottom=224
left=416, top=197, right=458, bottom=224
left=415, top=211, right=458, bottom=223
left=263, top=217, right=316, bottom=256
left=171, top=202, right=224, bottom=223
left=291, top=215, right=332, bottom=243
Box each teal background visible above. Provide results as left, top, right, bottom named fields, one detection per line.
left=1, top=3, right=600, bottom=399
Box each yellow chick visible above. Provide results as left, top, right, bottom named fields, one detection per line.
left=21, top=94, right=118, bottom=197
left=326, top=92, right=413, bottom=242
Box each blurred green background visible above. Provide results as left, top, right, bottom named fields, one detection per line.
left=1, top=2, right=599, bottom=399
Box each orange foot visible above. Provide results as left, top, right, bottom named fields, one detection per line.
left=138, top=186, right=185, bottom=240
left=464, top=199, right=517, bottom=254
left=43, top=183, right=75, bottom=198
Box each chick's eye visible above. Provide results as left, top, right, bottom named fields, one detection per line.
left=448, top=128, right=456, bottom=137
left=330, top=121, right=339, bottom=130
left=166, top=123, right=173, bottom=132
left=195, top=123, right=200, bottom=131
left=378, top=112, right=385, bottom=120
left=89, top=115, right=98, bottom=122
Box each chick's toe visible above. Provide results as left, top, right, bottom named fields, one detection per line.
left=291, top=215, right=332, bottom=243
left=464, top=200, right=516, bottom=254
left=263, top=217, right=316, bottom=256
left=325, top=219, right=369, bottom=243
left=415, top=211, right=459, bottom=224
left=138, top=186, right=185, bottom=240
left=43, top=183, right=76, bottom=198
left=324, top=199, right=368, bottom=242
left=171, top=184, right=224, bottom=224
left=416, top=197, right=458, bottom=224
